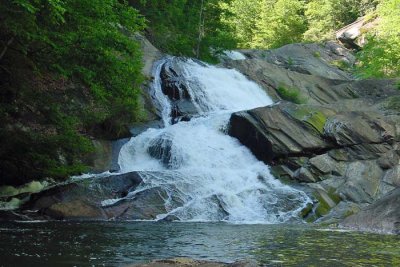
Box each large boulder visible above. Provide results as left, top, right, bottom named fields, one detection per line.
left=340, top=188, right=400, bottom=234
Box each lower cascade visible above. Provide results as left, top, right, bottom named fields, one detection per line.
left=117, top=57, right=311, bottom=223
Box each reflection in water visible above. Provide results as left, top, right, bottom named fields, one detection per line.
left=0, top=222, right=400, bottom=266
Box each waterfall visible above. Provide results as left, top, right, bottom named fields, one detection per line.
left=117, top=57, right=311, bottom=223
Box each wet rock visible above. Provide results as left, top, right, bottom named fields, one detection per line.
left=160, top=59, right=191, bottom=101
left=341, top=188, right=400, bottom=234
left=147, top=133, right=174, bottom=166
left=104, top=187, right=169, bottom=220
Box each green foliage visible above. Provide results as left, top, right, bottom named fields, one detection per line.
left=132, top=0, right=237, bottom=61
left=253, top=0, right=307, bottom=49
left=0, top=0, right=145, bottom=184
left=226, top=0, right=377, bottom=48
left=356, top=0, right=400, bottom=78
left=304, top=0, right=376, bottom=41
left=276, top=85, right=304, bottom=104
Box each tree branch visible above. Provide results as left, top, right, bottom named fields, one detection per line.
left=0, top=36, right=15, bottom=62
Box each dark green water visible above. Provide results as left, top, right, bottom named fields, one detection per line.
left=0, top=222, right=399, bottom=266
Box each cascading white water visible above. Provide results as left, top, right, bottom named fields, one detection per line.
left=118, top=57, right=311, bottom=223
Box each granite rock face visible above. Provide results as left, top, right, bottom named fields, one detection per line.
left=225, top=42, right=400, bottom=229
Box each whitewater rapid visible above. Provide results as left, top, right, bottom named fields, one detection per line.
left=117, top=57, right=311, bottom=223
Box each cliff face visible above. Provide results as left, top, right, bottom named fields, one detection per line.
left=225, top=42, right=400, bottom=232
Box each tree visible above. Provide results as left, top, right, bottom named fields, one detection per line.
left=357, top=0, right=400, bottom=77
left=131, top=0, right=237, bottom=61
left=223, top=0, right=262, bottom=48
left=253, top=0, right=307, bottom=49
left=0, top=0, right=146, bottom=184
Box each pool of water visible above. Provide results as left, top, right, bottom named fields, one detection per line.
left=0, top=222, right=399, bottom=266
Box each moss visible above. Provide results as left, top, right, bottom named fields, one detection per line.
left=313, top=51, right=321, bottom=58
left=313, top=192, right=331, bottom=217
left=287, top=57, right=294, bottom=66
left=385, top=96, right=400, bottom=112
left=276, top=85, right=305, bottom=104
left=0, top=197, right=23, bottom=210
left=330, top=59, right=352, bottom=71
left=300, top=203, right=313, bottom=218
left=286, top=106, right=328, bottom=134
left=327, top=188, right=341, bottom=204
left=0, top=181, right=49, bottom=198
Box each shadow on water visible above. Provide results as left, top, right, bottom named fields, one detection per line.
left=1, top=221, right=400, bottom=266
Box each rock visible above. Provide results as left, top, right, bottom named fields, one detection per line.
left=338, top=161, right=383, bottom=204
left=382, top=166, right=400, bottom=187
left=104, top=187, right=170, bottom=220
left=157, top=58, right=202, bottom=122
left=341, top=188, right=400, bottom=234
left=134, top=33, right=163, bottom=78
left=317, top=201, right=361, bottom=225
left=377, top=150, right=399, bottom=170
left=238, top=42, right=355, bottom=80
left=23, top=172, right=143, bottom=220
left=336, top=16, right=379, bottom=49
left=147, top=133, right=174, bottom=167
left=229, top=102, right=332, bottom=163
left=160, top=59, right=191, bottom=100
left=294, top=167, right=317, bottom=183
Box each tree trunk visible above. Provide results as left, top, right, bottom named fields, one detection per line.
left=196, top=0, right=205, bottom=59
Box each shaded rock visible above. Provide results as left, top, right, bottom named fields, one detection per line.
left=23, top=172, right=143, bottom=220
left=294, top=167, right=317, bottom=183
left=309, top=154, right=347, bottom=177
left=341, top=188, right=400, bottom=234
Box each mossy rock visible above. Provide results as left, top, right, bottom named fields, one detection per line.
left=285, top=105, right=333, bottom=134
left=300, top=202, right=313, bottom=218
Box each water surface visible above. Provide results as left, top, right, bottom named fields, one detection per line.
left=1, top=222, right=399, bottom=266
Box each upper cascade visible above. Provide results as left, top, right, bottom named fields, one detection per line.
left=117, top=56, right=311, bottom=223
